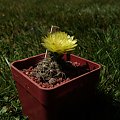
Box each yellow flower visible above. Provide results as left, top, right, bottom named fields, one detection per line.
left=42, top=32, right=77, bottom=54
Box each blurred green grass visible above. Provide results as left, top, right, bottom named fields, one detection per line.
left=0, top=0, right=120, bottom=119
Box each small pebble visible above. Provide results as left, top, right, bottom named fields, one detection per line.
left=49, top=78, right=56, bottom=85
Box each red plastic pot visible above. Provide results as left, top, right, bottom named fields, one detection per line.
left=11, top=53, right=101, bottom=120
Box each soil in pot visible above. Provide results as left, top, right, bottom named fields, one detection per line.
left=22, top=54, right=90, bottom=88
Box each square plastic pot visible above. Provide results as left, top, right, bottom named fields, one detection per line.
left=11, top=53, right=101, bottom=120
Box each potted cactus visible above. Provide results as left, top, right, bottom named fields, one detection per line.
left=11, top=31, right=101, bottom=120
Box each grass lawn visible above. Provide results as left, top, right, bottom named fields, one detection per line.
left=0, top=0, right=120, bottom=119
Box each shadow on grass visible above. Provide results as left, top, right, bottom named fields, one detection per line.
left=58, top=91, right=120, bottom=120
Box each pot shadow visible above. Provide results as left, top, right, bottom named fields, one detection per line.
left=57, top=91, right=120, bottom=120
